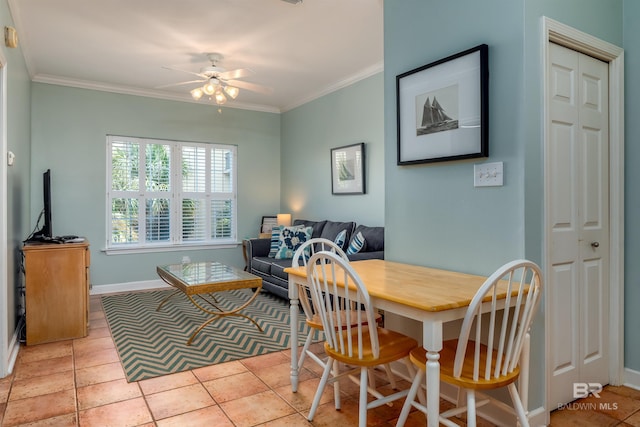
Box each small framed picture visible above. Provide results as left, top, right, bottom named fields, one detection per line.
left=260, top=215, right=277, bottom=234
left=396, top=44, right=489, bottom=165
left=331, top=143, right=366, bottom=195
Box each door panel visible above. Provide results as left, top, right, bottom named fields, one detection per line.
left=548, top=42, right=609, bottom=407
left=550, top=263, right=578, bottom=377
left=549, top=122, right=578, bottom=259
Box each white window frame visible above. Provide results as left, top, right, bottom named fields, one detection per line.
left=105, top=135, right=237, bottom=254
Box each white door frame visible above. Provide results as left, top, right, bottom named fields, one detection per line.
left=0, top=49, right=8, bottom=377
left=542, top=16, right=625, bottom=410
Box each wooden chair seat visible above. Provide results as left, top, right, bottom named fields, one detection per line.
left=327, top=327, right=417, bottom=367
left=409, top=339, right=521, bottom=390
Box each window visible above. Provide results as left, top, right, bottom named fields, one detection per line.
left=107, top=135, right=237, bottom=251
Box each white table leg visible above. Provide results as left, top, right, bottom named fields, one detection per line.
left=424, top=320, right=443, bottom=427
left=289, top=280, right=300, bottom=392
left=426, top=350, right=440, bottom=426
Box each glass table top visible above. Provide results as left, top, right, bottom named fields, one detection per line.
left=158, top=261, right=257, bottom=287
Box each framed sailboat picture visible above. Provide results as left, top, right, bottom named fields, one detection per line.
left=331, top=143, right=366, bottom=195
left=396, top=44, right=489, bottom=165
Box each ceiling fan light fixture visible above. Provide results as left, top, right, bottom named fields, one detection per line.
left=214, top=89, right=227, bottom=105
left=224, top=85, right=239, bottom=99
left=203, top=81, right=217, bottom=96
left=190, top=87, right=204, bottom=100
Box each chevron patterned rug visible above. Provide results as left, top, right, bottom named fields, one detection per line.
left=102, top=288, right=317, bottom=382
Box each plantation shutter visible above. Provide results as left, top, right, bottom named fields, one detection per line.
left=107, top=135, right=237, bottom=250
left=179, top=143, right=236, bottom=243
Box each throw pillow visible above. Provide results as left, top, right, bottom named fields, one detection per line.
left=346, top=231, right=365, bottom=255
left=275, top=226, right=313, bottom=259
left=334, top=229, right=347, bottom=249
left=268, top=226, right=283, bottom=258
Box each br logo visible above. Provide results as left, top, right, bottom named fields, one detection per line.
left=573, top=382, right=603, bottom=399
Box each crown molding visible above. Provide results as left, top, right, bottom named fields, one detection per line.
left=281, top=61, right=384, bottom=112
left=31, top=74, right=282, bottom=114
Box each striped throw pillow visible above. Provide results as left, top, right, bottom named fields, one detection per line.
left=268, top=226, right=283, bottom=258
left=334, top=229, right=347, bottom=249
left=346, top=231, right=365, bottom=255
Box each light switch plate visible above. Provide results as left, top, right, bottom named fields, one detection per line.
left=474, top=161, right=503, bottom=187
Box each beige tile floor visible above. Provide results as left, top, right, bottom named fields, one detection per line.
left=0, top=294, right=638, bottom=426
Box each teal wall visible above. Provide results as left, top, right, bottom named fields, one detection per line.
left=280, top=73, right=384, bottom=226
left=384, top=0, right=526, bottom=274
left=2, top=0, right=32, bottom=351
left=383, top=0, right=631, bottom=412
left=30, top=83, right=281, bottom=286
left=623, top=0, right=640, bottom=373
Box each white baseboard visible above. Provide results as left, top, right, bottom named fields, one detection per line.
left=624, top=367, right=640, bottom=390
left=90, top=279, right=170, bottom=295
left=6, top=319, right=21, bottom=375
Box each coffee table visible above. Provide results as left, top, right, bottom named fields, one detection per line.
left=156, top=261, right=263, bottom=345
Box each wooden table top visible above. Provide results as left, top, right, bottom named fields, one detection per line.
left=285, top=259, right=497, bottom=312
left=157, top=261, right=261, bottom=295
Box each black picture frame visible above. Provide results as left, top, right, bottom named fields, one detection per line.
left=331, top=142, right=366, bottom=195
left=396, top=44, right=489, bottom=165
left=260, top=215, right=277, bottom=234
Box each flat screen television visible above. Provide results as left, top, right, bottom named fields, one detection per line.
left=32, top=169, right=52, bottom=240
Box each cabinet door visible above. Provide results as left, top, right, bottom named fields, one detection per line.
left=24, top=244, right=89, bottom=345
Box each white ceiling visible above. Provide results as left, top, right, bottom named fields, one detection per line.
left=8, top=0, right=383, bottom=113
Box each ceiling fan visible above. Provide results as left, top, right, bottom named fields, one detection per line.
left=158, top=53, right=272, bottom=105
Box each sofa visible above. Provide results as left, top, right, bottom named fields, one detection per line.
left=246, top=219, right=384, bottom=300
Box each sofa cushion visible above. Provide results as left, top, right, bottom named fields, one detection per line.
left=270, top=258, right=294, bottom=281
left=293, top=219, right=327, bottom=238
left=274, top=226, right=313, bottom=259
left=351, top=225, right=384, bottom=252
left=251, top=256, right=276, bottom=276
left=320, top=221, right=355, bottom=250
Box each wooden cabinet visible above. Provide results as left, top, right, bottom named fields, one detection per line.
left=22, top=241, right=90, bottom=345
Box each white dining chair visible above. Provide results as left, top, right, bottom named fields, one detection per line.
left=305, top=250, right=418, bottom=427
left=292, top=238, right=349, bottom=370
left=396, top=259, right=543, bottom=427
left=291, top=238, right=392, bottom=409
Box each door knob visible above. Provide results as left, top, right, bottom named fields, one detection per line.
left=591, top=242, right=600, bottom=248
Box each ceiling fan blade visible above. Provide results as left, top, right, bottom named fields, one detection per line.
left=155, top=79, right=206, bottom=89
left=218, top=68, right=254, bottom=81
left=162, top=65, right=208, bottom=79
left=227, top=79, right=274, bottom=95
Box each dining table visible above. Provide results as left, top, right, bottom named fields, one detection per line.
left=285, top=258, right=529, bottom=427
